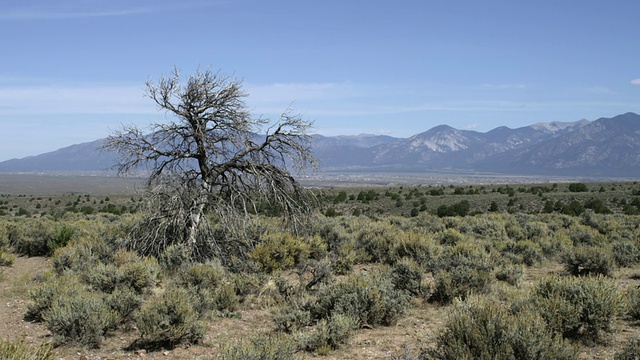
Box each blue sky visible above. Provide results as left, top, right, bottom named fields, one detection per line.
left=1, top=0, right=639, bottom=161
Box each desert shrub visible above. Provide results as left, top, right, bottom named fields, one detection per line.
left=0, top=250, right=14, bottom=267
left=502, top=240, right=545, bottom=266
left=429, top=265, right=492, bottom=304
left=174, top=260, right=238, bottom=315
left=135, top=287, right=206, bottom=348
left=311, top=270, right=409, bottom=328
left=436, top=200, right=470, bottom=217
left=160, top=243, right=191, bottom=274
left=567, top=225, right=605, bottom=246
left=115, top=253, right=159, bottom=294
left=82, top=250, right=158, bottom=294
left=44, top=290, right=119, bottom=348
left=390, top=231, right=438, bottom=266
left=48, top=223, right=76, bottom=254
left=432, top=241, right=491, bottom=271
left=530, top=275, right=623, bottom=344
left=615, top=337, right=640, bottom=360
left=426, top=298, right=578, bottom=360
left=86, top=263, right=120, bottom=293
left=104, top=286, right=144, bottom=323
left=25, top=275, right=84, bottom=322
left=458, top=215, right=509, bottom=243
left=435, top=228, right=464, bottom=246
left=296, top=313, right=358, bottom=354
left=355, top=222, right=398, bottom=263
left=249, top=233, right=325, bottom=273
left=561, top=245, right=616, bottom=277
left=177, top=260, right=226, bottom=289
left=51, top=236, right=113, bottom=275
left=523, top=220, right=551, bottom=240
left=230, top=271, right=263, bottom=299
left=212, top=281, right=239, bottom=314
left=414, top=213, right=447, bottom=233
left=568, top=183, right=588, bottom=192
left=0, top=338, right=55, bottom=360
left=495, top=264, right=524, bottom=286
left=624, top=286, right=640, bottom=321
left=220, top=332, right=298, bottom=360
left=274, top=303, right=313, bottom=333
left=7, top=219, right=53, bottom=256
left=391, top=258, right=425, bottom=296
left=612, top=240, right=640, bottom=267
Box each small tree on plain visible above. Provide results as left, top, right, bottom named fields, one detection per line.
left=105, top=68, right=316, bottom=260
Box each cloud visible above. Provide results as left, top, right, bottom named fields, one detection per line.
left=0, top=1, right=216, bottom=20
left=632, top=79, right=640, bottom=86
left=0, top=83, right=153, bottom=115
left=478, top=84, right=527, bottom=90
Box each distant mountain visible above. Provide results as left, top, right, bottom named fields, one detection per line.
left=1, top=113, right=639, bottom=177
left=493, top=112, right=640, bottom=176
left=0, top=139, right=116, bottom=173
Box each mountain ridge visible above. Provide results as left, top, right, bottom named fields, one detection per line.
left=1, top=113, right=639, bottom=177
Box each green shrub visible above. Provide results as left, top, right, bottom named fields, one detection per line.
left=311, top=271, right=408, bottom=328
left=44, top=290, right=119, bottom=348
left=0, top=338, right=55, bottom=360
left=502, top=239, right=545, bottom=266
left=612, top=240, right=640, bottom=267
left=530, top=275, right=623, bottom=344
left=625, top=286, right=640, bottom=321
left=331, top=243, right=358, bottom=275
left=51, top=236, right=113, bottom=275
left=220, top=332, right=298, bottom=360
left=568, top=183, right=588, bottom=192
left=0, top=251, right=14, bottom=267
left=174, top=261, right=238, bottom=315
left=249, top=233, right=325, bottom=273
left=426, top=298, right=578, bottom=360
left=135, top=287, right=206, bottom=348
left=355, top=222, right=398, bottom=263
left=435, top=228, right=464, bottom=246
left=212, top=281, right=239, bottom=314
left=116, top=254, right=159, bottom=294
left=274, top=305, right=313, bottom=334
left=85, top=263, right=120, bottom=293
left=615, top=337, right=640, bottom=360
left=429, top=265, right=492, bottom=304
left=83, top=250, right=158, bottom=294
left=7, top=220, right=52, bottom=257
left=495, top=264, right=524, bottom=286
left=390, top=231, right=438, bottom=266
left=391, top=258, right=425, bottom=296
left=160, top=243, right=191, bottom=274
left=561, top=245, right=616, bottom=277
left=104, top=286, right=144, bottom=323
left=49, top=223, right=76, bottom=254
left=25, top=275, right=84, bottom=322
left=296, top=313, right=358, bottom=353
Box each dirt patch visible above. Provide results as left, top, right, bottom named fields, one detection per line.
left=0, top=256, right=51, bottom=347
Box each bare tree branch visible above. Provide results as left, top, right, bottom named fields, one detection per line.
left=103, top=68, right=316, bottom=260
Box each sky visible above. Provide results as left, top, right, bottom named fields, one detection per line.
left=0, top=0, right=639, bottom=161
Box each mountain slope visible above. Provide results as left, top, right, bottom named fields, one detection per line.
left=0, top=139, right=116, bottom=173
left=495, top=112, right=640, bottom=175
left=1, top=113, right=638, bottom=177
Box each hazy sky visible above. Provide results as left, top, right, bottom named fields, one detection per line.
left=1, top=0, right=639, bottom=161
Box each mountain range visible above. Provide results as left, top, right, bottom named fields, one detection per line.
left=1, top=112, right=639, bottom=177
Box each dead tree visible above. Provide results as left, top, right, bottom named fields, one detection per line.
left=105, top=67, right=316, bottom=259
